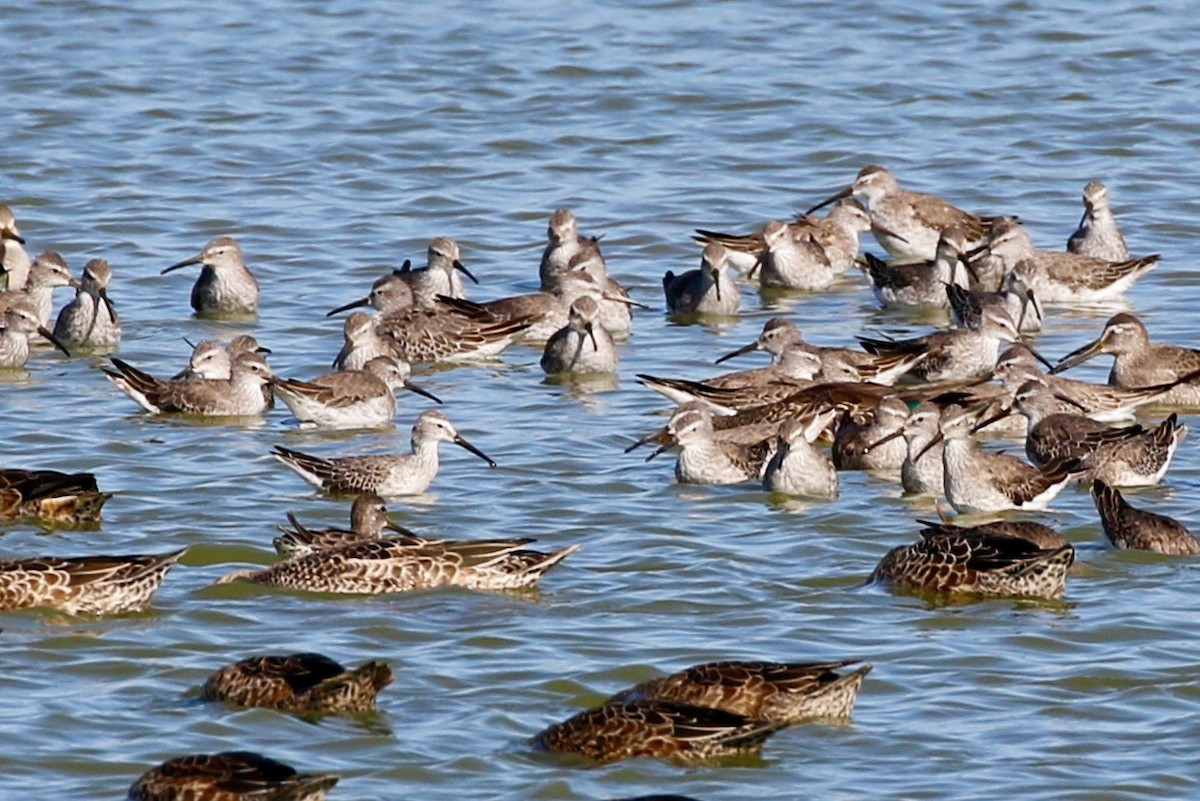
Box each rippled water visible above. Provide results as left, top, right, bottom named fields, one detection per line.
left=4, top=0, right=1200, bottom=798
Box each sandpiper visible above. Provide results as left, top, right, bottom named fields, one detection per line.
left=127, top=752, right=338, bottom=801
left=1067, top=180, right=1129, bottom=261
left=162, top=235, right=260, bottom=316
left=763, top=412, right=840, bottom=497
left=540, top=207, right=599, bottom=290
left=0, top=251, right=77, bottom=328
left=0, top=298, right=72, bottom=368
left=982, top=218, right=1157, bottom=303
left=540, top=296, right=619, bottom=374
left=530, top=699, right=782, bottom=764
left=635, top=366, right=818, bottom=413
left=0, top=466, right=112, bottom=524
left=273, top=409, right=496, bottom=497
left=857, top=304, right=1034, bottom=383
left=400, top=236, right=477, bottom=308
left=807, top=165, right=997, bottom=263
left=0, top=548, right=184, bottom=614
left=1051, top=313, right=1200, bottom=405
left=832, top=395, right=909, bottom=472
left=871, top=526, right=1074, bottom=599
left=331, top=311, right=406, bottom=371
left=694, top=196, right=874, bottom=275
left=1090, top=480, right=1200, bottom=555
left=931, top=405, right=1080, bottom=513
left=0, top=204, right=31, bottom=291
left=172, top=335, right=271, bottom=380
left=202, top=653, right=394, bottom=714
left=105, top=351, right=273, bottom=416
left=373, top=299, right=535, bottom=365
left=896, top=401, right=946, bottom=496
left=946, top=274, right=1043, bottom=333
left=327, top=269, right=415, bottom=316
left=274, top=493, right=411, bottom=557
left=220, top=535, right=579, bottom=593
left=272, top=356, right=440, bottom=429
left=756, top=219, right=836, bottom=290
left=663, top=242, right=740, bottom=316
left=564, top=238, right=635, bottom=336
left=52, top=258, right=120, bottom=351
left=1013, top=379, right=1185, bottom=486
left=859, top=225, right=969, bottom=309
left=605, top=660, right=871, bottom=724
left=648, top=403, right=775, bottom=485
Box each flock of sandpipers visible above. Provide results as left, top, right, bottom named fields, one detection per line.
left=3, top=163, right=1200, bottom=799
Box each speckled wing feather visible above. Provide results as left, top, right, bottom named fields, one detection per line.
left=1031, top=253, right=1158, bottom=290
left=273, top=447, right=395, bottom=494
left=0, top=468, right=111, bottom=522
left=1091, top=480, right=1200, bottom=555
left=0, top=549, right=183, bottom=614
left=202, top=653, right=393, bottom=713
left=902, top=191, right=990, bottom=242
left=273, top=372, right=384, bottom=409
left=127, top=751, right=339, bottom=801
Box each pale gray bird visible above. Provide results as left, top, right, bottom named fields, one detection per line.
left=162, top=235, right=260, bottom=315
left=53, top=258, right=120, bottom=351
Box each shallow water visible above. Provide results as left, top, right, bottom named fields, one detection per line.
left=4, top=0, right=1200, bottom=798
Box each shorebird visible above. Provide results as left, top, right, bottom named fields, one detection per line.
left=1051, top=313, right=1200, bottom=405
left=605, top=660, right=871, bottom=724
left=272, top=356, right=439, bottom=429
left=929, top=405, right=1081, bottom=513
left=646, top=403, right=775, bottom=485
left=540, top=207, right=600, bottom=290
left=399, top=236, right=477, bottom=307
left=327, top=269, right=416, bottom=316
left=0, top=466, right=112, bottom=524
left=172, top=335, right=271, bottom=380
left=0, top=251, right=77, bottom=328
left=273, top=493, right=412, bottom=557
left=663, top=242, right=740, bottom=316
left=540, top=296, right=619, bottom=374
left=832, top=396, right=910, bottom=472
left=857, top=304, right=1036, bottom=383
left=762, top=413, right=840, bottom=497
left=635, top=366, right=818, bottom=413
left=1067, top=180, right=1129, bottom=261
left=162, top=235, right=260, bottom=316
left=946, top=274, right=1043, bottom=333
left=694, top=197, right=874, bottom=275
left=373, top=298, right=535, bottom=365
left=52, top=258, right=120, bottom=351
left=127, top=752, right=339, bottom=801
left=530, top=700, right=783, bottom=764
left=220, top=535, right=579, bottom=593
left=202, top=653, right=394, bottom=713
left=1090, top=480, right=1200, bottom=555
left=871, top=525, right=1074, bottom=599
left=331, top=311, right=405, bottom=371
left=896, top=401, right=946, bottom=496
left=717, top=317, right=923, bottom=386
left=916, top=518, right=1070, bottom=550
left=859, top=225, right=969, bottom=309
left=0, top=298, right=72, bottom=368
left=1012, top=379, right=1185, bottom=486
left=806, top=165, right=997, bottom=263
left=0, top=549, right=184, bottom=614
left=273, top=409, right=496, bottom=497
left=982, top=218, right=1157, bottom=303
left=106, top=351, right=273, bottom=416
left=563, top=238, right=635, bottom=336
left=755, top=219, right=836, bottom=291
left=0, top=204, right=31, bottom=291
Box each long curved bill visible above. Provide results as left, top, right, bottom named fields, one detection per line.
left=403, top=380, right=443, bottom=405
left=326, top=296, right=371, bottom=317
left=161, top=254, right=202, bottom=275
left=38, top=325, right=71, bottom=357
left=715, top=339, right=760, bottom=365
left=1049, top=336, right=1104, bottom=375
left=453, top=259, right=479, bottom=285
left=454, top=434, right=497, bottom=467
left=803, top=186, right=853, bottom=217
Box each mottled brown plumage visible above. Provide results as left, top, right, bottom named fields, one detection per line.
left=0, top=467, right=112, bottom=523
left=605, top=660, right=871, bottom=724
left=917, top=519, right=1070, bottom=551
left=871, top=527, right=1074, bottom=599
left=0, top=549, right=184, bottom=615
left=273, top=494, right=413, bottom=558
left=530, top=700, right=782, bottom=764
left=127, top=751, right=338, bottom=801
left=202, top=653, right=393, bottom=713
left=1090, top=480, right=1200, bottom=555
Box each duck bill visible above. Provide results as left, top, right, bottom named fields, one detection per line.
left=803, top=185, right=853, bottom=217
left=863, top=428, right=903, bottom=453
left=161, top=254, right=202, bottom=275
left=715, top=339, right=760, bottom=365
left=326, top=296, right=371, bottom=317
left=453, top=259, right=479, bottom=284
left=38, top=325, right=71, bottom=357
left=914, top=430, right=944, bottom=462
left=454, top=435, right=497, bottom=467
left=1049, top=336, right=1104, bottom=375
left=403, top=380, right=443, bottom=405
